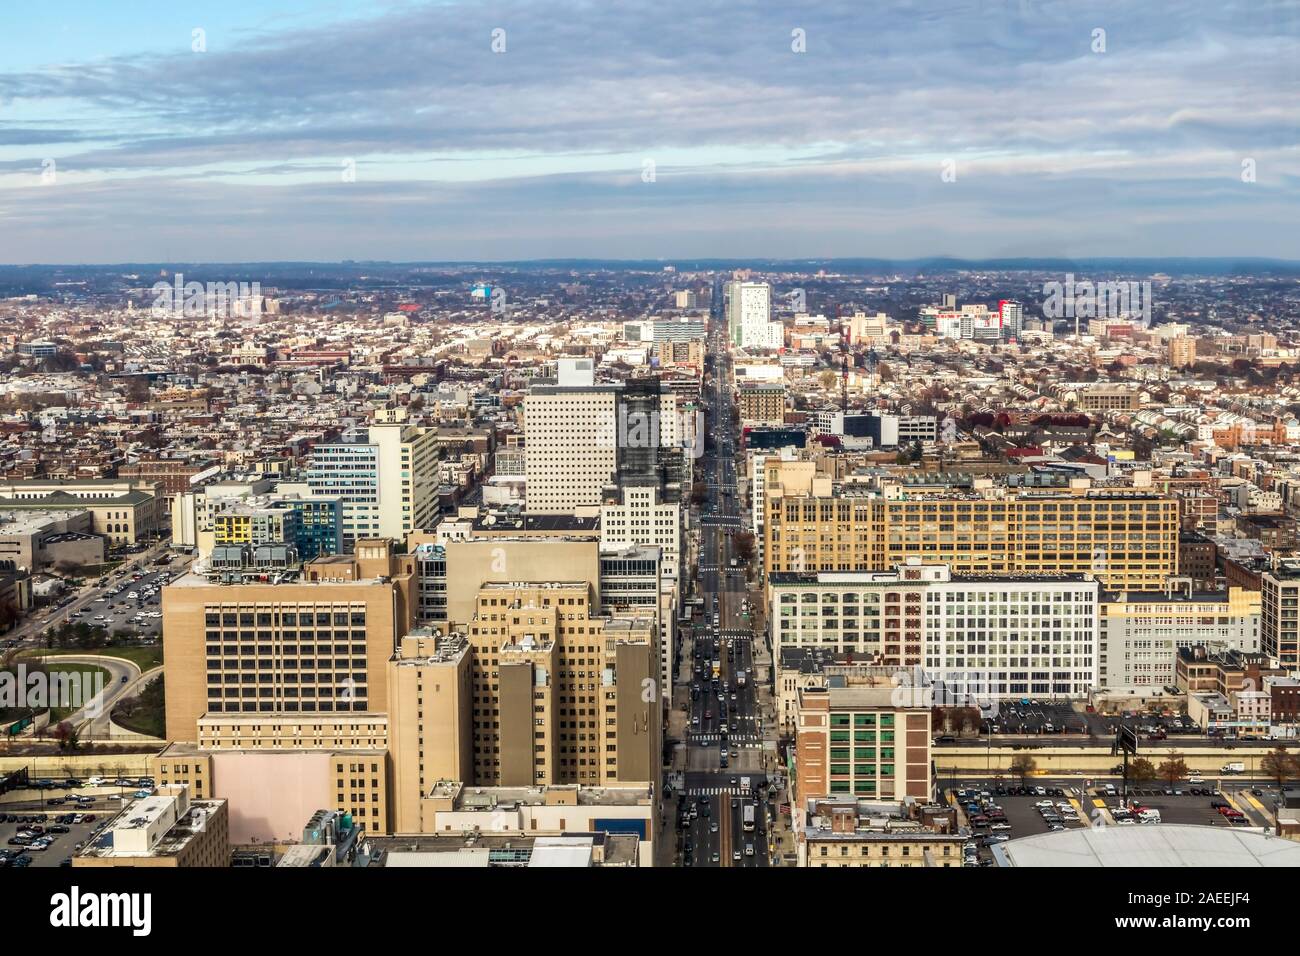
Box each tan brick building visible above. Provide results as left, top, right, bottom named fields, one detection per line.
left=763, top=465, right=1178, bottom=593
left=461, top=582, right=662, bottom=789
left=161, top=539, right=416, bottom=741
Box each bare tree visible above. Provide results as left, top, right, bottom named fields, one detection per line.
left=1157, top=753, right=1190, bottom=785
left=1009, top=754, right=1036, bottom=786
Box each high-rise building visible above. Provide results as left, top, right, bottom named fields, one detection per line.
left=161, top=539, right=417, bottom=741
left=386, top=630, right=475, bottom=833
left=674, top=290, right=697, bottom=309
left=725, top=280, right=781, bottom=349
left=653, top=317, right=707, bottom=342
left=301, top=423, right=439, bottom=549
left=770, top=563, right=1100, bottom=698
left=738, top=382, right=785, bottom=425
left=1169, top=335, right=1198, bottom=369
left=524, top=376, right=619, bottom=514
left=1099, top=587, right=1260, bottom=692
left=458, top=582, right=662, bottom=788
left=999, top=300, right=1024, bottom=338
left=1262, top=563, right=1300, bottom=670
left=524, top=371, right=682, bottom=515
left=370, top=422, right=440, bottom=540
left=601, top=484, right=681, bottom=582
left=762, top=464, right=1179, bottom=592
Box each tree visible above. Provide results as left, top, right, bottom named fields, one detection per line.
left=1009, top=754, right=1036, bottom=786
left=691, top=481, right=708, bottom=506
left=1128, top=757, right=1158, bottom=782
left=1157, top=753, right=1190, bottom=785
left=52, top=720, right=80, bottom=752
left=1261, top=746, right=1300, bottom=789
left=731, top=531, right=756, bottom=565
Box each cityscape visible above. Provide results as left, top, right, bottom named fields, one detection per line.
left=0, top=0, right=1298, bottom=931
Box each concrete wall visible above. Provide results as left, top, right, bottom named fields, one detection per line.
left=211, top=750, right=333, bottom=845
left=933, top=744, right=1282, bottom=775
left=0, top=752, right=157, bottom=776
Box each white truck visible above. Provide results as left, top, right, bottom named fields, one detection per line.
left=1221, top=762, right=1246, bottom=774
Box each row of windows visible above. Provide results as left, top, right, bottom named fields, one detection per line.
left=205, top=611, right=366, bottom=626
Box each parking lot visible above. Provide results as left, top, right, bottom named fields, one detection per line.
left=0, top=792, right=126, bottom=868
left=58, top=565, right=173, bottom=639
left=970, top=700, right=1200, bottom=739
left=948, top=780, right=1091, bottom=865
left=1085, top=783, right=1277, bottom=829
left=947, top=775, right=1280, bottom=866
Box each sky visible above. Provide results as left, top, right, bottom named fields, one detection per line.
left=0, top=0, right=1297, bottom=263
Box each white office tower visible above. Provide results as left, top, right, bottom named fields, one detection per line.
left=303, top=422, right=438, bottom=547
left=525, top=366, right=619, bottom=514
left=556, top=356, right=596, bottom=387
left=726, top=281, right=781, bottom=350
left=601, top=484, right=682, bottom=583
left=370, top=422, right=439, bottom=540
left=1000, top=300, right=1024, bottom=338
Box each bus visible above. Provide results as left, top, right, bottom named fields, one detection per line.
left=742, top=803, right=755, bottom=832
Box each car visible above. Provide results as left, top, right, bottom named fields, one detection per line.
left=990, top=823, right=1012, bottom=831
left=732, top=849, right=742, bottom=861
left=709, top=821, right=719, bottom=833
left=711, top=852, right=720, bottom=863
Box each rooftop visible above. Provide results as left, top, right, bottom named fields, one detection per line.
left=993, top=824, right=1300, bottom=867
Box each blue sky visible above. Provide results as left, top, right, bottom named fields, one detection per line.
left=0, top=0, right=1297, bottom=263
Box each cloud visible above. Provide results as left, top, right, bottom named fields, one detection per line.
left=0, top=0, right=1296, bottom=259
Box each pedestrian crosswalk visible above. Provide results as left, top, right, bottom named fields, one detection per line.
left=691, top=732, right=761, bottom=744
left=685, top=785, right=753, bottom=797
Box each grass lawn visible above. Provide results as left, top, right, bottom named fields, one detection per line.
left=20, top=644, right=163, bottom=671
left=112, top=676, right=165, bottom=739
